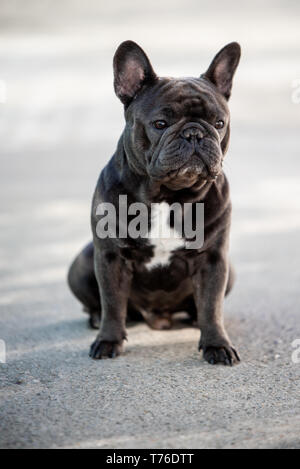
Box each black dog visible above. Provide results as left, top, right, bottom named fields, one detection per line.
left=68, top=40, right=241, bottom=365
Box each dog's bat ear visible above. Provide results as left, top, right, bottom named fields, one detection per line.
left=113, top=41, right=157, bottom=106
left=202, top=42, right=241, bottom=100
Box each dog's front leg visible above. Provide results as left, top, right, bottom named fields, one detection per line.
left=192, top=246, right=240, bottom=366
left=89, top=245, right=132, bottom=359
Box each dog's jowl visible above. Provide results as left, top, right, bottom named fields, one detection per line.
left=68, top=40, right=241, bottom=365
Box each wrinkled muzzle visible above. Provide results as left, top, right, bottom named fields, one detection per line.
left=148, top=122, right=223, bottom=182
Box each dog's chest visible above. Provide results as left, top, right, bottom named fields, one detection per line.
left=145, top=202, right=185, bottom=270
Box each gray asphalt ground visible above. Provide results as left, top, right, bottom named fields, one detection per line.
left=0, top=0, right=300, bottom=449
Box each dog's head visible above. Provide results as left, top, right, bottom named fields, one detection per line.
left=113, top=41, right=241, bottom=190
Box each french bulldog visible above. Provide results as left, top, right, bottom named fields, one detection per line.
left=68, top=40, right=241, bottom=365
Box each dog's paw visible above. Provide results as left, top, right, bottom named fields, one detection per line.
left=140, top=309, right=172, bottom=330
left=89, top=339, right=123, bottom=359
left=199, top=343, right=240, bottom=366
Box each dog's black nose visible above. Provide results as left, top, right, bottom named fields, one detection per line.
left=181, top=127, right=204, bottom=141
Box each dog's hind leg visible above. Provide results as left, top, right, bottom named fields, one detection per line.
left=67, top=242, right=101, bottom=329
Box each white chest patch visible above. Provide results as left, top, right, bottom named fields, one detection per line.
left=145, top=202, right=185, bottom=270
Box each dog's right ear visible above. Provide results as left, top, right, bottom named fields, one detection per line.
left=113, top=41, right=157, bottom=106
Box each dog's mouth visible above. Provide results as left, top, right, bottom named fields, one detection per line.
left=176, top=158, right=219, bottom=180
left=150, top=155, right=220, bottom=190
left=148, top=131, right=222, bottom=188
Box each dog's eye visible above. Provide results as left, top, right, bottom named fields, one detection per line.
left=215, top=120, right=224, bottom=130
left=153, top=120, right=168, bottom=130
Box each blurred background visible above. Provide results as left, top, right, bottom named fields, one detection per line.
left=0, top=0, right=300, bottom=294
left=0, top=0, right=300, bottom=449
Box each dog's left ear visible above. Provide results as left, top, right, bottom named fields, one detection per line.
left=203, top=42, right=241, bottom=100
left=113, top=40, right=157, bottom=106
